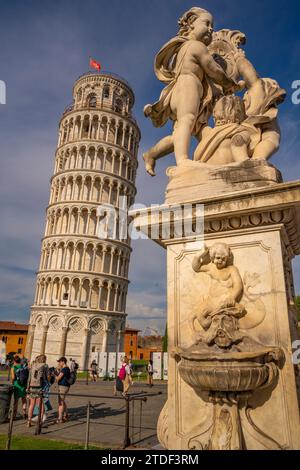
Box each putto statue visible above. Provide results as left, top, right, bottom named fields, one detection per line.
left=143, top=7, right=286, bottom=180
left=143, top=7, right=239, bottom=176
left=191, top=243, right=246, bottom=348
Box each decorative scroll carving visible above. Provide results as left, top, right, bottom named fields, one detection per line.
left=157, top=401, right=169, bottom=449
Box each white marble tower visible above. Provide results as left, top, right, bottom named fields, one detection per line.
left=26, top=71, right=140, bottom=367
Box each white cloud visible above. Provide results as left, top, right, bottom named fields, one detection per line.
left=126, top=296, right=166, bottom=334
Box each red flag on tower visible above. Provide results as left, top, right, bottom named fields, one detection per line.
left=89, top=57, right=101, bottom=71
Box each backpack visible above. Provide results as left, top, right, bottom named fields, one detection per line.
left=16, top=366, right=29, bottom=387
left=116, top=376, right=124, bottom=392
left=118, top=365, right=126, bottom=380
left=30, top=363, right=47, bottom=388
left=48, top=367, right=56, bottom=385
left=67, top=371, right=77, bottom=386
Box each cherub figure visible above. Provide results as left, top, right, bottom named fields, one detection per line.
left=143, top=7, right=237, bottom=176
left=191, top=243, right=245, bottom=347
left=194, top=54, right=286, bottom=163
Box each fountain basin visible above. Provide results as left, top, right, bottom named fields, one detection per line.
left=177, top=348, right=281, bottom=392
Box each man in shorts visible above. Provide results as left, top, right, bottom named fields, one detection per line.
left=55, top=357, right=71, bottom=423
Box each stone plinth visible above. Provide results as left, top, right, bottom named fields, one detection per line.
left=132, top=181, right=300, bottom=449
left=165, top=159, right=282, bottom=204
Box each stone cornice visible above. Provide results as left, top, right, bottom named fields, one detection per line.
left=131, top=181, right=300, bottom=255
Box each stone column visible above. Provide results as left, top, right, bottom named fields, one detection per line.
left=96, top=119, right=101, bottom=140
left=107, top=285, right=112, bottom=311
left=25, top=324, right=36, bottom=360
left=105, top=120, right=110, bottom=142
left=27, top=72, right=139, bottom=380
left=102, top=328, right=108, bottom=353
left=128, top=131, right=133, bottom=152
left=116, top=185, right=121, bottom=206
left=101, top=249, right=107, bottom=272
left=80, top=328, right=90, bottom=371
left=88, top=282, right=93, bottom=309
left=40, top=325, right=49, bottom=355
left=125, top=158, right=129, bottom=180
left=99, top=181, right=104, bottom=200
left=113, top=287, right=119, bottom=311
left=119, top=156, right=124, bottom=176
left=59, top=327, right=69, bottom=357
left=121, top=127, right=126, bottom=147
left=92, top=247, right=97, bottom=271
left=71, top=122, right=75, bottom=141
left=103, top=150, right=107, bottom=171
left=49, top=281, right=54, bottom=306
left=112, top=152, right=116, bottom=173
left=88, top=116, right=93, bottom=139
left=109, top=249, right=114, bottom=274
left=114, top=124, right=119, bottom=145
left=114, top=329, right=121, bottom=377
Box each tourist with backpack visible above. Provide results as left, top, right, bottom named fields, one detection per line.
left=147, top=360, right=154, bottom=387
left=69, top=358, right=79, bottom=386
left=69, top=358, right=78, bottom=373
left=115, top=356, right=132, bottom=397
left=55, top=357, right=71, bottom=423
left=26, top=354, right=50, bottom=427
left=90, top=360, right=98, bottom=382
left=10, top=355, right=28, bottom=419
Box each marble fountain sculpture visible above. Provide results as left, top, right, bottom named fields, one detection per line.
left=131, top=7, right=300, bottom=449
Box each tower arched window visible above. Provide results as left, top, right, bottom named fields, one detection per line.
left=103, top=86, right=110, bottom=99
left=87, top=94, right=97, bottom=108
left=77, top=88, right=82, bottom=103
left=114, top=98, right=123, bottom=114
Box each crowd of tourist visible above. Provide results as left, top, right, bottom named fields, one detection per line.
left=10, top=354, right=78, bottom=427
left=10, top=354, right=155, bottom=424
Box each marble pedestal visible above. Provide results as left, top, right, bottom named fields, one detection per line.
left=132, top=180, right=300, bottom=450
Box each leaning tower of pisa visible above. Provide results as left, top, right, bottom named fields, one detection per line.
left=26, top=71, right=140, bottom=368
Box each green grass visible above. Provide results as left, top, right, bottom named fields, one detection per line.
left=76, top=373, right=114, bottom=380
left=0, top=434, right=106, bottom=450
left=132, top=372, right=147, bottom=379
left=76, top=371, right=90, bottom=379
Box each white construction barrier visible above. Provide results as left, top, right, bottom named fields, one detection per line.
left=90, top=352, right=99, bottom=364
left=152, top=352, right=162, bottom=380
left=0, top=341, right=6, bottom=365
left=98, top=352, right=108, bottom=377
left=108, top=352, right=116, bottom=378
left=163, top=352, right=168, bottom=380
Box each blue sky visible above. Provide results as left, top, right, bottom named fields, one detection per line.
left=0, top=0, right=300, bottom=333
